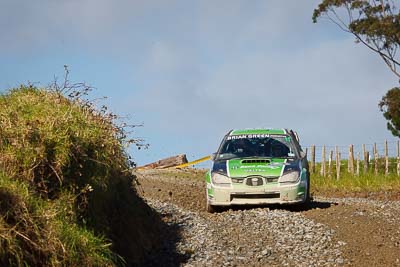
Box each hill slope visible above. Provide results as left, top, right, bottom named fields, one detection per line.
left=0, top=85, right=163, bottom=266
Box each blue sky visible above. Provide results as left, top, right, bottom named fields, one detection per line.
left=1, top=0, right=398, bottom=165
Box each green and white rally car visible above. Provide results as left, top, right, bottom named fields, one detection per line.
left=206, top=128, right=310, bottom=212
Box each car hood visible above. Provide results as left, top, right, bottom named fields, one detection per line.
left=212, top=158, right=298, bottom=178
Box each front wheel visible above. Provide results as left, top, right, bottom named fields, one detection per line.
left=206, top=202, right=216, bottom=213
left=206, top=191, right=217, bottom=213
left=305, top=174, right=311, bottom=203
left=297, top=177, right=311, bottom=210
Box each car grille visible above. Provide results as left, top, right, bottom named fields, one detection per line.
left=232, top=193, right=280, bottom=199
left=239, top=176, right=279, bottom=185
left=245, top=176, right=264, bottom=186
left=266, top=177, right=279, bottom=183
left=241, top=159, right=270, bottom=164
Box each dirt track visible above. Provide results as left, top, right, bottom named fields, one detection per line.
left=136, top=169, right=400, bottom=266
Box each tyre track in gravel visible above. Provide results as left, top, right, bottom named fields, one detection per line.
left=136, top=169, right=400, bottom=267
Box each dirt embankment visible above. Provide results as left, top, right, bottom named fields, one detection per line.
left=136, top=169, right=400, bottom=267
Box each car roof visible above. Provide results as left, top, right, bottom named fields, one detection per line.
left=229, top=128, right=288, bottom=136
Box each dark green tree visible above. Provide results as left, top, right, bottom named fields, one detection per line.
left=379, top=87, right=400, bottom=137
left=313, top=0, right=400, bottom=137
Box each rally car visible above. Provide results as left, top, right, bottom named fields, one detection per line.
left=206, top=128, right=310, bottom=212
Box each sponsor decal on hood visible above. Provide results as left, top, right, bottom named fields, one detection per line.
left=226, top=158, right=286, bottom=177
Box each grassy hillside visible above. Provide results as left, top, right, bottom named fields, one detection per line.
left=0, top=85, right=163, bottom=266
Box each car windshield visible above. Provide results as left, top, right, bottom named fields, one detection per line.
left=216, top=135, right=296, bottom=160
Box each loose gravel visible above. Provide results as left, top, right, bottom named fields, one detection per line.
left=144, top=199, right=345, bottom=267
left=318, top=196, right=400, bottom=224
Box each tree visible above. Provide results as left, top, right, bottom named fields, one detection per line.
left=379, top=87, right=400, bottom=137
left=313, top=0, right=400, bottom=78
left=313, top=0, right=400, bottom=137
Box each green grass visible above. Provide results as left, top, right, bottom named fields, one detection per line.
left=0, top=86, right=128, bottom=195
left=0, top=85, right=162, bottom=266
left=0, top=172, right=119, bottom=267
left=310, top=159, right=400, bottom=196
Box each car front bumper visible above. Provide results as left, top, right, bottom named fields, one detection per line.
left=207, top=180, right=307, bottom=206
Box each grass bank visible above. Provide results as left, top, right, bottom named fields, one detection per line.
left=0, top=85, right=163, bottom=266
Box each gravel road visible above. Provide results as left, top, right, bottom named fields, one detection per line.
left=136, top=169, right=400, bottom=267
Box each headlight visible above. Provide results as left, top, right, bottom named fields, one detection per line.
left=211, top=173, right=231, bottom=187
left=279, top=171, right=300, bottom=183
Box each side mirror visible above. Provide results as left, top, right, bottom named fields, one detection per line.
left=211, top=152, right=217, bottom=161
left=300, top=151, right=306, bottom=158
left=294, top=131, right=300, bottom=142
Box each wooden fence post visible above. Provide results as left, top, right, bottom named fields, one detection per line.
left=328, top=150, right=333, bottom=178
left=321, top=145, right=326, bottom=177
left=374, top=143, right=378, bottom=176
left=310, top=145, right=315, bottom=174
left=356, top=152, right=360, bottom=176
left=348, top=144, right=354, bottom=175
left=362, top=144, right=368, bottom=173
left=385, top=140, right=389, bottom=176
left=335, top=146, right=340, bottom=180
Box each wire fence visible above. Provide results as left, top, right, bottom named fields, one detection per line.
left=303, top=141, right=400, bottom=160
left=304, top=140, right=400, bottom=179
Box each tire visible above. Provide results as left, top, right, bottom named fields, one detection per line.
left=304, top=176, right=310, bottom=203
left=206, top=191, right=217, bottom=213
left=206, top=202, right=216, bottom=213
left=297, top=176, right=311, bottom=210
